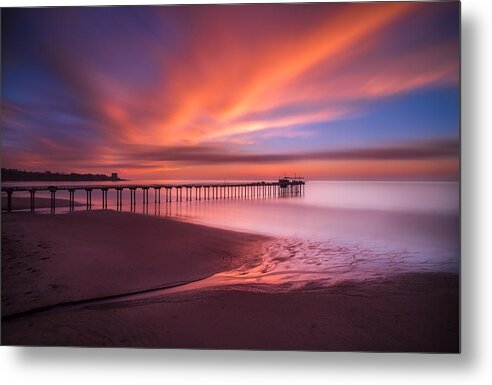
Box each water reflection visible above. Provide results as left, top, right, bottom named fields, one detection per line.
left=2, top=181, right=459, bottom=288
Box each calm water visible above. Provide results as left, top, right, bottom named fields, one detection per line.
left=3, top=180, right=460, bottom=288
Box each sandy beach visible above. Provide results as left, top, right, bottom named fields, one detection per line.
left=1, top=196, right=83, bottom=211
left=2, top=196, right=83, bottom=211
left=1, top=209, right=269, bottom=316
left=1, top=207, right=459, bottom=352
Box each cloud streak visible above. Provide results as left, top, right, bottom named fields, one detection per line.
left=113, top=138, right=459, bottom=165
left=1, top=3, right=460, bottom=180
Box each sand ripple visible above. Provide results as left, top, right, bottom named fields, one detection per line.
left=168, top=237, right=458, bottom=293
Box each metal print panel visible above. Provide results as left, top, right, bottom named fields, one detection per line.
left=1, top=1, right=460, bottom=352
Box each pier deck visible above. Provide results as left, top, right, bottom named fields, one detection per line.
left=1, top=179, right=305, bottom=213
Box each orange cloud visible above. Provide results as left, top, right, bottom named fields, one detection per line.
left=92, top=2, right=456, bottom=148
left=2, top=3, right=459, bottom=180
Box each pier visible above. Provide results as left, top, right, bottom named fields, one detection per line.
left=1, top=178, right=305, bottom=213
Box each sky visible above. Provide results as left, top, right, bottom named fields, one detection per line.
left=1, top=2, right=460, bottom=181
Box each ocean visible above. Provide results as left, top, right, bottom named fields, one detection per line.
left=3, top=180, right=460, bottom=288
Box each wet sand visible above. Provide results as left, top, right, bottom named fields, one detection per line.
left=2, top=273, right=459, bottom=352
left=1, top=196, right=83, bottom=211
left=1, top=210, right=269, bottom=316
left=1, top=209, right=459, bottom=352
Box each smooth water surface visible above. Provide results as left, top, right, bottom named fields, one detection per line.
left=3, top=180, right=460, bottom=288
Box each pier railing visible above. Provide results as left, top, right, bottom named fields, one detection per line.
left=1, top=180, right=305, bottom=213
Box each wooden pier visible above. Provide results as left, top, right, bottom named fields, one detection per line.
left=1, top=178, right=305, bottom=213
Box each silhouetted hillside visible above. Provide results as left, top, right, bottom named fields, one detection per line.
left=1, top=169, right=124, bottom=182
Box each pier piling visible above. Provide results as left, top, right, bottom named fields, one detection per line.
left=29, top=190, right=36, bottom=212
left=2, top=178, right=304, bottom=213
left=48, top=187, right=57, bottom=213
left=68, top=188, right=75, bottom=211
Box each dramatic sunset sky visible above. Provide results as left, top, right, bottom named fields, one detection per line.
left=1, top=2, right=459, bottom=180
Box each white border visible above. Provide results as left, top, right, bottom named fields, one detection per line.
left=2, top=0, right=492, bottom=384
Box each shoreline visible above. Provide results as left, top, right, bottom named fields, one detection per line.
left=2, top=210, right=270, bottom=317
left=2, top=271, right=459, bottom=352
left=1, top=196, right=84, bottom=211
left=1, top=208, right=459, bottom=351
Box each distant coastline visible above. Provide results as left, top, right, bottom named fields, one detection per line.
left=1, top=168, right=125, bottom=182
